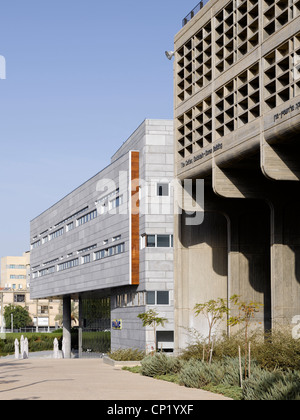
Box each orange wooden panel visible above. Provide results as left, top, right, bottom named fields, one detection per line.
left=131, top=151, right=140, bottom=285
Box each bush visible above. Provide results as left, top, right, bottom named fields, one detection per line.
left=243, top=370, right=300, bottom=400
left=141, top=353, right=183, bottom=377
left=109, top=348, right=145, bottom=361
left=179, top=360, right=209, bottom=388
left=180, top=328, right=300, bottom=372
left=0, top=333, right=62, bottom=356
left=179, top=359, right=225, bottom=388
left=254, top=329, right=300, bottom=371
left=220, top=358, right=243, bottom=387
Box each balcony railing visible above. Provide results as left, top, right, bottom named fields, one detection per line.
left=182, top=1, right=210, bottom=27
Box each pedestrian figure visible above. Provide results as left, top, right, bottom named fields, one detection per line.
left=20, top=335, right=25, bottom=359
left=62, top=337, right=66, bottom=359
left=14, top=339, right=19, bottom=360
left=53, top=338, right=59, bottom=359
left=23, top=337, right=29, bottom=359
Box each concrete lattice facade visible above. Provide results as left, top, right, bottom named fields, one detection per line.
left=174, top=0, right=300, bottom=351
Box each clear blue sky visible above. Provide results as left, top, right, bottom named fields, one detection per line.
left=0, top=0, right=198, bottom=258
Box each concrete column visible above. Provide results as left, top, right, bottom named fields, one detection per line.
left=228, top=202, right=271, bottom=332
left=63, top=295, right=72, bottom=359
left=174, top=208, right=228, bottom=352
left=78, top=296, right=83, bottom=358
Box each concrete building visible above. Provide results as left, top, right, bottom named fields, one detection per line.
left=173, top=0, right=300, bottom=351
left=0, top=252, right=61, bottom=330
left=30, top=120, right=174, bottom=355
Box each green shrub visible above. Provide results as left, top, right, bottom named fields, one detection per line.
left=109, top=348, right=145, bottom=361
left=141, top=353, right=183, bottom=377
left=0, top=333, right=62, bottom=356
left=180, top=328, right=300, bottom=372
left=243, top=370, right=300, bottom=400
left=179, top=359, right=225, bottom=388
left=220, top=358, right=243, bottom=387
left=179, top=360, right=210, bottom=388
left=254, top=330, right=300, bottom=371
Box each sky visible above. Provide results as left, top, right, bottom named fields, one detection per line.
left=0, top=0, right=199, bottom=258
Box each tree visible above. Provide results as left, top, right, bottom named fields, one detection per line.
left=228, top=295, right=263, bottom=380
left=4, top=305, right=33, bottom=329
left=137, top=309, right=168, bottom=352
left=194, top=298, right=229, bottom=361
left=55, top=300, right=79, bottom=326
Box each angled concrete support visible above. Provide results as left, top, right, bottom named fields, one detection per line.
left=213, top=164, right=255, bottom=198
left=261, top=139, right=300, bottom=181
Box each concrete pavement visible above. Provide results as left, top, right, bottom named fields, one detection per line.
left=0, top=358, right=231, bottom=400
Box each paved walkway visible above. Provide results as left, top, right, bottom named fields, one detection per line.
left=0, top=358, right=231, bottom=400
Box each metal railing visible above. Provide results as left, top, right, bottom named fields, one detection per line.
left=182, top=1, right=210, bottom=27
left=3, top=327, right=58, bottom=334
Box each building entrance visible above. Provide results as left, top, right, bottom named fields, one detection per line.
left=79, top=297, right=111, bottom=357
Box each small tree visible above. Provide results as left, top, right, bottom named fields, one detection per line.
left=55, top=300, right=79, bottom=326
left=137, top=309, right=168, bottom=352
left=228, top=295, right=263, bottom=380
left=194, top=298, right=229, bottom=361
left=4, top=305, right=33, bottom=330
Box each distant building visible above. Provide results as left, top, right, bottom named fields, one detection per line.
left=30, top=120, right=174, bottom=355
left=0, top=252, right=61, bottom=330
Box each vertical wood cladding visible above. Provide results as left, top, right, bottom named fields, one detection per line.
left=131, top=151, right=140, bottom=285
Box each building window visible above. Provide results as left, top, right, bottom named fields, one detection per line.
left=147, top=291, right=170, bottom=306
left=43, top=258, right=59, bottom=266
left=143, top=234, right=173, bottom=249
left=39, top=266, right=55, bottom=277
left=78, top=244, right=97, bottom=254
left=82, top=254, right=90, bottom=264
left=147, top=235, right=156, bottom=248
left=39, top=306, right=49, bottom=315
left=109, top=195, right=124, bottom=210
left=146, top=291, right=156, bottom=305
left=95, top=249, right=106, bottom=261
left=157, top=235, right=171, bottom=248
left=14, top=294, right=25, bottom=303
left=58, top=258, right=79, bottom=272
left=66, top=222, right=74, bottom=232
left=157, top=183, right=169, bottom=197
left=7, top=264, right=26, bottom=269
left=94, top=243, right=125, bottom=261
left=157, top=291, right=170, bottom=305
left=115, top=291, right=146, bottom=308
left=116, top=243, right=124, bottom=254
left=31, top=240, right=41, bottom=250
left=49, top=228, right=64, bottom=241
